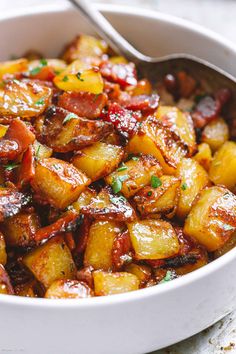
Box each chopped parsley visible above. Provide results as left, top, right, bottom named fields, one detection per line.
left=181, top=183, right=188, bottom=191
left=29, top=58, right=47, bottom=76
left=35, top=145, right=41, bottom=159
left=147, top=191, right=153, bottom=197
left=111, top=175, right=129, bottom=194
left=151, top=175, right=162, bottom=188
left=62, top=75, right=69, bottom=82
left=40, top=59, right=48, bottom=66
left=117, top=162, right=128, bottom=172
left=76, top=71, right=84, bottom=81
left=160, top=270, right=172, bottom=283
left=127, top=153, right=140, bottom=161
left=63, top=112, right=78, bottom=124
left=35, top=98, right=45, bottom=106
left=110, top=195, right=127, bottom=204
left=4, top=162, right=20, bottom=171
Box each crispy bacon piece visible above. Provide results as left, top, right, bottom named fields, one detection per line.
left=104, top=80, right=121, bottom=100
left=112, top=230, right=132, bottom=270
left=0, top=188, right=30, bottom=221
left=76, top=266, right=94, bottom=289
left=100, top=61, right=137, bottom=88
left=17, top=146, right=35, bottom=188
left=75, top=216, right=93, bottom=255
left=34, top=211, right=79, bottom=242
left=28, top=66, right=56, bottom=81
left=120, top=94, right=159, bottom=113
left=103, top=102, right=141, bottom=138
left=65, top=232, right=76, bottom=251
left=177, top=71, right=197, bottom=98
left=58, top=92, right=108, bottom=119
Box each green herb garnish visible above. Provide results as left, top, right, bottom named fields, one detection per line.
left=63, top=112, right=78, bottom=125
left=40, top=59, right=48, bottom=66
left=181, top=183, right=188, bottom=191
left=35, top=98, right=45, bottom=106
left=111, top=175, right=129, bottom=194
left=35, top=145, right=41, bottom=160
left=29, top=59, right=47, bottom=76
left=160, top=270, right=172, bottom=283
left=62, top=75, right=69, bottom=82
left=4, top=162, right=20, bottom=171
left=117, top=162, right=128, bottom=172
left=147, top=191, right=153, bottom=197
left=151, top=175, right=162, bottom=188
left=76, top=71, right=84, bottom=81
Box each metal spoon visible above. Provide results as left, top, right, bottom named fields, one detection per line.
left=68, top=0, right=236, bottom=123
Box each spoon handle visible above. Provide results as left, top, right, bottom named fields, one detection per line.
left=68, top=0, right=150, bottom=63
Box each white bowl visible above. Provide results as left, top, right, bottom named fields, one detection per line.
left=1, top=4, right=236, bottom=354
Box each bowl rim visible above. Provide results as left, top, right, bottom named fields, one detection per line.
left=0, top=2, right=236, bottom=308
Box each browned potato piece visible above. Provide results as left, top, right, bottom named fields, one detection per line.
left=193, top=143, right=212, bottom=171
left=14, top=280, right=39, bottom=298
left=127, top=116, right=187, bottom=174
left=45, top=279, right=93, bottom=299
left=214, top=232, right=236, bottom=258
left=42, top=107, right=112, bottom=153
left=81, top=187, right=136, bottom=222
left=0, top=58, right=28, bottom=79
left=128, top=219, right=179, bottom=260
left=209, top=141, right=236, bottom=191
left=31, top=158, right=90, bottom=209
left=0, top=124, right=8, bottom=138
left=2, top=212, right=40, bottom=247
left=93, top=271, right=140, bottom=296
left=33, top=140, right=53, bottom=159
left=124, top=263, right=151, bottom=286
left=0, top=264, right=14, bottom=295
left=0, top=232, right=6, bottom=265
left=134, top=175, right=181, bottom=217
left=105, top=154, right=162, bottom=198
left=62, top=35, right=108, bottom=63
left=72, top=142, right=124, bottom=181
left=84, top=220, right=123, bottom=270
left=155, top=106, right=196, bottom=156
left=22, top=234, right=76, bottom=288
left=71, top=188, right=97, bottom=213
left=173, top=248, right=208, bottom=276
left=54, top=59, right=104, bottom=94
left=184, top=186, right=236, bottom=251
left=0, top=80, right=52, bottom=119
left=202, top=117, right=229, bottom=152
left=176, top=158, right=210, bottom=219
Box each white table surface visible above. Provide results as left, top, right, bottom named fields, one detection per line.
left=1, top=1, right=236, bottom=353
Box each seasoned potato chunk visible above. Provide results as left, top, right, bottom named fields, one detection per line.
left=124, top=263, right=151, bottom=286
left=209, top=141, right=236, bottom=191
left=31, top=158, right=90, bottom=209
left=176, top=158, right=210, bottom=219
left=184, top=186, right=236, bottom=251
left=0, top=80, right=52, bottom=118
left=128, top=219, right=179, bottom=260
left=22, top=234, right=76, bottom=288
left=2, top=212, right=40, bottom=247
left=202, top=117, right=229, bottom=152
left=84, top=221, right=123, bottom=270
left=71, top=188, right=97, bottom=213
left=33, top=140, right=53, bottom=159
left=14, top=280, right=39, bottom=298
left=45, top=279, right=93, bottom=299
left=105, top=154, right=162, bottom=198
left=72, top=142, right=124, bottom=181
left=155, top=106, right=196, bottom=156
left=0, top=264, right=14, bottom=295
left=0, top=58, right=28, bottom=79
left=173, top=248, right=208, bottom=276
left=193, top=143, right=212, bottom=171
left=0, top=124, right=8, bottom=138
left=93, top=271, right=140, bottom=296
left=81, top=187, right=136, bottom=222
left=127, top=116, right=187, bottom=174
left=54, top=59, right=104, bottom=94
left=62, top=35, right=108, bottom=63
left=42, top=107, right=112, bottom=152
left=134, top=175, right=181, bottom=217
left=214, top=232, right=236, bottom=258
left=0, top=232, right=7, bottom=265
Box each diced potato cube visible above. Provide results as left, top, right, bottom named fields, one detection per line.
left=62, top=35, right=108, bottom=63
left=193, top=143, right=212, bottom=171
left=176, top=158, right=210, bottom=219
left=124, top=263, right=151, bottom=285
left=127, top=116, right=187, bottom=174
left=71, top=188, right=97, bottom=213
left=93, top=271, right=140, bottom=296
left=0, top=124, right=8, bottom=138
left=33, top=140, right=53, bottom=159
left=0, top=232, right=7, bottom=265
left=155, top=106, right=196, bottom=156
left=84, top=220, right=123, bottom=270
left=0, top=80, right=52, bottom=119
left=134, top=175, right=180, bottom=217
left=0, top=264, right=14, bottom=295
left=0, top=58, right=28, bottom=79
left=126, top=79, right=152, bottom=96
left=105, top=154, right=162, bottom=198
left=45, top=279, right=93, bottom=299
left=32, top=158, right=90, bottom=209
left=209, top=141, right=236, bottom=191
left=128, top=219, right=179, bottom=259
left=184, top=186, right=236, bottom=251
left=2, top=212, right=40, bottom=247
left=22, top=234, right=76, bottom=288
left=72, top=142, right=124, bottom=181
left=54, top=59, right=104, bottom=94
left=202, top=117, right=229, bottom=152
left=214, top=232, right=236, bottom=258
